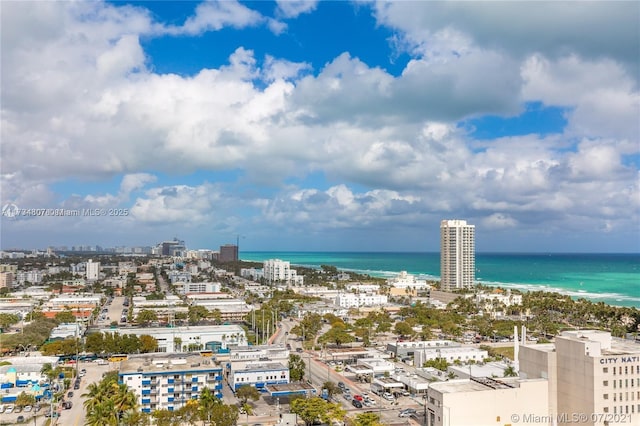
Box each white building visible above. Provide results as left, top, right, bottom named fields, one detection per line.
left=97, top=324, right=247, bottom=353
left=414, top=347, right=488, bottom=367
left=86, top=259, right=100, bottom=281
left=176, top=281, right=221, bottom=294
left=229, top=362, right=289, bottom=391
left=188, top=297, right=252, bottom=322
left=119, top=354, right=223, bottom=413
left=387, top=340, right=459, bottom=358
left=228, top=344, right=290, bottom=370
left=440, top=220, right=475, bottom=291
left=15, top=270, right=44, bottom=285
left=520, top=330, right=640, bottom=426
left=426, top=377, right=549, bottom=426
left=387, top=271, right=430, bottom=290
left=263, top=259, right=303, bottom=285
left=335, top=292, right=388, bottom=308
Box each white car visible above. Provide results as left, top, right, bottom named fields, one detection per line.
left=0, top=405, right=5, bottom=414
left=382, top=392, right=395, bottom=401
left=5, top=405, right=14, bottom=414
left=24, top=405, right=33, bottom=412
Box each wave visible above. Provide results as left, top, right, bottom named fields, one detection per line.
left=475, top=279, right=640, bottom=305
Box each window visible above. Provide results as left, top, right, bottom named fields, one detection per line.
left=604, top=368, right=609, bottom=373
left=604, top=407, right=609, bottom=413
left=604, top=394, right=609, bottom=400
left=604, top=381, right=609, bottom=386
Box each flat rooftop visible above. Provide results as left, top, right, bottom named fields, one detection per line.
left=120, top=354, right=221, bottom=374
left=430, top=377, right=521, bottom=394
left=235, top=362, right=288, bottom=373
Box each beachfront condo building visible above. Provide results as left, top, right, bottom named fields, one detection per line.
left=440, top=219, right=475, bottom=291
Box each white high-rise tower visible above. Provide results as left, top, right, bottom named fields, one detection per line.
left=440, top=219, right=475, bottom=291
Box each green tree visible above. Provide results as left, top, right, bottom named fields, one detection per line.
left=139, top=335, right=158, bottom=353
left=15, top=391, right=36, bottom=407
left=289, top=354, right=306, bottom=382
left=319, top=324, right=355, bottom=346
left=135, top=310, right=158, bottom=326
left=235, top=384, right=261, bottom=405
left=503, top=365, right=518, bottom=377
left=55, top=310, right=77, bottom=324
left=206, top=402, right=239, bottom=426
left=394, top=321, right=414, bottom=338
left=352, top=412, right=384, bottom=426
left=423, top=357, right=449, bottom=372
left=188, top=306, right=210, bottom=325
left=0, top=313, right=20, bottom=330
left=151, top=409, right=179, bottom=426
left=290, top=397, right=345, bottom=426
left=322, top=381, right=342, bottom=398
left=85, top=333, right=105, bottom=354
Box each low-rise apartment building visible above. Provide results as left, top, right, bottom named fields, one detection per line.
left=119, top=354, right=223, bottom=413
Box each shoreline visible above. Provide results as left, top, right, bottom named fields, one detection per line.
left=240, top=252, right=640, bottom=308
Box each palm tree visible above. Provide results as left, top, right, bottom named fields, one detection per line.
left=503, top=365, right=518, bottom=377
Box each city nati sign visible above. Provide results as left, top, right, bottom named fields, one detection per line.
left=599, top=356, right=640, bottom=364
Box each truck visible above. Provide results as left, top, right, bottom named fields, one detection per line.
left=370, top=382, right=385, bottom=396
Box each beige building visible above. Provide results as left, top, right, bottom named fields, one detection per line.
left=0, top=271, right=15, bottom=289
left=520, top=330, right=640, bottom=426
left=426, top=377, right=549, bottom=426
left=440, top=220, right=475, bottom=291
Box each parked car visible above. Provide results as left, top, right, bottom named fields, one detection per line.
left=351, top=399, right=363, bottom=408
left=24, top=405, right=32, bottom=412
left=401, top=390, right=411, bottom=396
left=382, top=392, right=395, bottom=401
left=0, top=405, right=4, bottom=414
left=63, top=401, right=73, bottom=409
left=17, top=415, right=25, bottom=423
left=67, top=391, right=74, bottom=398
left=399, top=408, right=417, bottom=417
left=353, top=394, right=364, bottom=402
left=337, top=381, right=346, bottom=390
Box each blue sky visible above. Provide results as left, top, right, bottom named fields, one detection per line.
left=1, top=1, right=639, bottom=253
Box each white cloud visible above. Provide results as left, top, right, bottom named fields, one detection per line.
left=275, top=0, right=319, bottom=19
left=1, top=0, right=638, bottom=251
left=163, top=0, right=264, bottom=35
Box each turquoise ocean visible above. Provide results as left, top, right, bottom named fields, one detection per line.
left=240, top=252, right=640, bottom=308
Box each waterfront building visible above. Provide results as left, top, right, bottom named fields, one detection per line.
left=119, top=354, right=223, bottom=413
left=218, top=244, right=238, bottom=263
left=520, top=330, right=640, bottom=426
left=440, top=220, right=475, bottom=291
left=263, top=259, right=303, bottom=285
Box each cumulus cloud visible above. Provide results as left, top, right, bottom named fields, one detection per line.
left=164, top=0, right=264, bottom=35
left=275, top=0, right=319, bottom=19
left=1, top=0, right=638, bottom=251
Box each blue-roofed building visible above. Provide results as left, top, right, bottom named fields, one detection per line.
left=118, top=354, right=223, bottom=413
